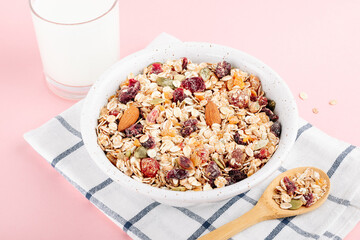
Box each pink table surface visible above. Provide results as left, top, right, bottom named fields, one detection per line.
left=1, top=0, right=360, bottom=239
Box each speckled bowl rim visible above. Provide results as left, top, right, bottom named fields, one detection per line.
left=81, top=42, right=298, bottom=205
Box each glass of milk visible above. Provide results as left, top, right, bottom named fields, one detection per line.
left=30, top=0, right=120, bottom=99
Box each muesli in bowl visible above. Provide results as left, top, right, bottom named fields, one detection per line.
left=96, top=58, right=281, bottom=191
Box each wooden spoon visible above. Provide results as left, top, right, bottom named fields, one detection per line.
left=198, top=167, right=330, bottom=240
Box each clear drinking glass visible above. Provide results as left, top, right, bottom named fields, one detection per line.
left=30, top=0, right=120, bottom=99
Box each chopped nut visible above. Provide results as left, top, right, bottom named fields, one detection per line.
left=299, top=92, right=308, bottom=100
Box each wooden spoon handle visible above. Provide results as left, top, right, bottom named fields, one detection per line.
left=198, top=204, right=272, bottom=240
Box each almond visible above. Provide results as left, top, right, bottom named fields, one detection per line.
left=205, top=100, right=221, bottom=126
left=118, top=105, right=139, bottom=131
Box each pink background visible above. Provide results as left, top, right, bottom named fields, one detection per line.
left=1, top=0, right=360, bottom=239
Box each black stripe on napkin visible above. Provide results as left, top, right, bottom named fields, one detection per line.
left=55, top=115, right=82, bottom=139
left=51, top=140, right=84, bottom=167
left=296, top=123, right=312, bottom=140
left=86, top=178, right=113, bottom=200
left=123, top=202, right=161, bottom=232
left=323, top=231, right=342, bottom=240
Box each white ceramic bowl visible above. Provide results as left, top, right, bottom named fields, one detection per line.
left=81, top=42, right=298, bottom=207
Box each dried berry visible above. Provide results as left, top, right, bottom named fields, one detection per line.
left=249, top=75, right=260, bottom=90
left=270, top=122, right=282, bottom=137
left=177, top=156, right=194, bottom=170
left=146, top=107, right=160, bottom=124
left=283, top=177, right=297, bottom=195
left=228, top=169, right=247, bottom=183
left=228, top=148, right=246, bottom=168
left=228, top=90, right=249, bottom=108
left=191, top=148, right=210, bottom=166
left=141, top=136, right=156, bottom=149
left=182, top=57, right=188, bottom=70
left=267, top=99, right=276, bottom=111
left=140, top=158, right=160, bottom=178
left=304, top=193, right=314, bottom=207
left=118, top=79, right=141, bottom=104
left=215, top=61, right=231, bottom=78
left=180, top=77, right=206, bottom=93
left=167, top=168, right=188, bottom=180
left=109, top=109, right=120, bottom=116
left=205, top=161, right=221, bottom=179
left=254, top=148, right=269, bottom=159
left=150, top=63, right=163, bottom=74
left=261, top=108, right=279, bottom=122
left=124, top=123, right=143, bottom=137
left=234, top=132, right=246, bottom=145
left=258, top=96, right=268, bottom=106
left=180, top=119, right=198, bottom=137
left=173, top=88, right=187, bottom=103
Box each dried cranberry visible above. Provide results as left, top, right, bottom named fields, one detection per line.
left=167, top=168, right=188, bottom=180
left=177, top=156, right=194, bottom=170
left=181, top=77, right=206, bottom=93
left=261, top=108, right=279, bottom=122
left=173, top=88, right=187, bottom=103
left=141, top=136, right=156, bottom=149
left=304, top=193, right=314, bottom=207
left=283, top=177, right=297, bottom=195
left=180, top=119, right=198, bottom=137
left=270, top=122, right=282, bottom=137
left=228, top=90, right=249, bottom=108
left=125, top=123, right=143, bottom=137
left=215, top=61, right=232, bottom=78
left=182, top=57, right=188, bottom=70
left=234, top=132, right=246, bottom=145
left=109, top=109, right=120, bottom=116
left=254, top=148, right=269, bottom=159
left=118, top=79, right=141, bottom=104
left=140, top=158, right=160, bottom=178
left=205, top=161, right=221, bottom=180
left=150, top=63, right=163, bottom=74
left=228, top=148, right=246, bottom=168
left=258, top=96, right=268, bottom=106
left=228, top=169, right=247, bottom=183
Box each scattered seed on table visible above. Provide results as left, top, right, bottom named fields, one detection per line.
left=329, top=99, right=337, bottom=105
left=312, top=108, right=319, bottom=114
left=299, top=92, right=308, bottom=100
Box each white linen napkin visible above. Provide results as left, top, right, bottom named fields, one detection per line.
left=24, top=33, right=360, bottom=240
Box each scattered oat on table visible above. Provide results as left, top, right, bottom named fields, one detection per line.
left=299, top=92, right=308, bottom=100
left=96, top=58, right=281, bottom=191
left=312, top=108, right=319, bottom=114
left=273, top=168, right=327, bottom=210
left=329, top=99, right=337, bottom=106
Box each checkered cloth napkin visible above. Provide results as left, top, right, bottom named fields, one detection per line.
left=24, top=33, right=360, bottom=240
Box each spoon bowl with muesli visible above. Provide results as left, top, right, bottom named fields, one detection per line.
left=81, top=42, right=298, bottom=207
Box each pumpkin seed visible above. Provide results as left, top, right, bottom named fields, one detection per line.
left=267, top=99, right=276, bottom=111
left=150, top=98, right=165, bottom=105
left=125, top=149, right=132, bottom=158
left=134, top=146, right=148, bottom=159
left=289, top=199, right=303, bottom=210
left=213, top=158, right=225, bottom=169
left=170, top=186, right=187, bottom=191
left=156, top=77, right=175, bottom=89
left=200, top=67, right=211, bottom=81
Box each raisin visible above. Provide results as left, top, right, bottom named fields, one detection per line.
left=228, top=90, right=249, bottom=108
left=283, top=176, right=297, bottom=195
left=109, top=109, right=119, bottom=116
left=173, top=88, right=187, bottom=103
left=125, top=123, right=143, bottom=137
left=304, top=193, right=314, bottom=207
left=140, top=158, right=160, bottom=178
left=180, top=119, right=198, bottom=137
left=270, top=122, right=282, bottom=137
left=182, top=57, right=188, bottom=70
left=205, top=161, right=221, bottom=180
left=215, top=61, right=231, bottom=78
left=118, top=79, right=141, bottom=104
left=228, top=169, right=247, bottom=183
left=177, top=156, right=194, bottom=170
left=228, top=148, right=246, bottom=168
left=261, top=108, right=279, bottom=122
left=267, top=99, right=276, bottom=111
left=141, top=136, right=156, bottom=149
left=166, top=168, right=188, bottom=180
left=254, top=148, right=269, bottom=159
left=180, top=77, right=206, bottom=93
left=150, top=63, right=163, bottom=74
left=234, top=132, right=246, bottom=145
left=258, top=96, right=268, bottom=106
